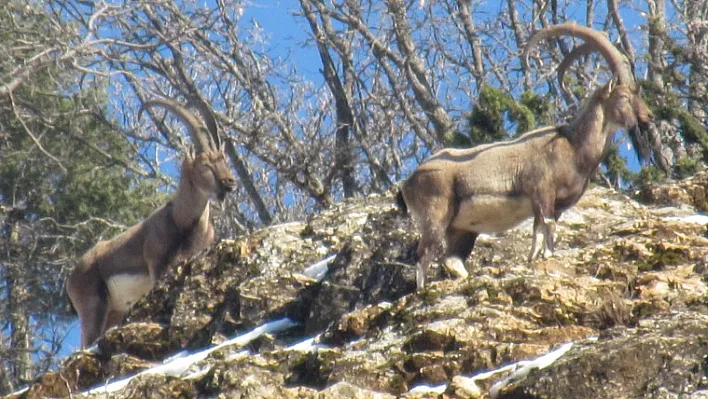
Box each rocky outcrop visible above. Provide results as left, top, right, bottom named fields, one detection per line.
left=11, top=174, right=708, bottom=399
left=639, top=170, right=708, bottom=212
left=497, top=312, right=708, bottom=398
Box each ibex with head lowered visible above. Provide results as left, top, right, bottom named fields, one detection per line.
left=398, top=23, right=654, bottom=289
left=67, top=98, right=236, bottom=348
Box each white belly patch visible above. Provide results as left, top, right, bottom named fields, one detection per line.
left=451, top=195, right=534, bottom=233
left=106, top=274, right=153, bottom=313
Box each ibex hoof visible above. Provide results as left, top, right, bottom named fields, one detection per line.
left=528, top=248, right=555, bottom=263
left=416, top=267, right=427, bottom=290
left=443, top=257, right=469, bottom=279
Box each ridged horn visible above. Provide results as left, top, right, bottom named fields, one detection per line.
left=191, top=98, right=222, bottom=149
left=523, top=22, right=635, bottom=88
left=556, top=43, right=594, bottom=91
left=142, top=98, right=212, bottom=153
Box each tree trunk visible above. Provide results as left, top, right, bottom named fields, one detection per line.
left=2, top=210, right=32, bottom=388
left=224, top=141, right=274, bottom=225
left=685, top=0, right=707, bottom=129
left=387, top=0, right=454, bottom=144
left=6, top=263, right=32, bottom=386
left=301, top=0, right=357, bottom=198
left=456, top=0, right=485, bottom=91
left=647, top=0, right=666, bottom=88
left=507, top=0, right=530, bottom=90
left=607, top=0, right=635, bottom=64
left=0, top=351, right=13, bottom=395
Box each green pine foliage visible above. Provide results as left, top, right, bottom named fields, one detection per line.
left=0, top=6, right=166, bottom=374
left=674, top=156, right=703, bottom=179
left=0, top=95, right=164, bottom=245
left=633, top=165, right=666, bottom=188
left=604, top=144, right=633, bottom=187
left=464, top=85, right=552, bottom=147
left=640, top=80, right=708, bottom=159
left=0, top=92, right=166, bottom=318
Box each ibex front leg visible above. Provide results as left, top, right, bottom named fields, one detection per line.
left=443, top=227, right=477, bottom=280
left=529, top=192, right=557, bottom=262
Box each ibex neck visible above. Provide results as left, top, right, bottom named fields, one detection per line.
left=567, top=96, right=615, bottom=175
left=171, top=172, right=210, bottom=232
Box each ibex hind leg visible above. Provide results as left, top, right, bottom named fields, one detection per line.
left=416, top=230, right=445, bottom=289
left=68, top=270, right=110, bottom=348
left=78, top=293, right=109, bottom=348
left=408, top=189, right=456, bottom=289
left=103, top=308, right=126, bottom=335
left=416, top=220, right=448, bottom=289
left=444, top=227, right=477, bottom=279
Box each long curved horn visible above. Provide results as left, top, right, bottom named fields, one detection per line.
left=191, top=99, right=221, bottom=149
left=523, top=22, right=635, bottom=88
left=142, top=98, right=212, bottom=153
left=556, top=43, right=594, bottom=91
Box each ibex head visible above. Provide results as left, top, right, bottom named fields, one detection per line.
left=603, top=78, right=653, bottom=129
left=143, top=98, right=236, bottom=201
left=525, top=23, right=654, bottom=162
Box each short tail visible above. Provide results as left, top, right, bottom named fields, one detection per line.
left=395, top=190, right=408, bottom=215
left=63, top=278, right=78, bottom=316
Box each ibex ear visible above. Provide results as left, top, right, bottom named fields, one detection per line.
left=186, top=145, right=196, bottom=161
left=603, top=77, right=617, bottom=98
left=610, top=77, right=618, bottom=91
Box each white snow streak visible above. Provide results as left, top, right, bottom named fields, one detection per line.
left=409, top=383, right=447, bottom=394
left=408, top=342, right=575, bottom=397
left=83, top=254, right=341, bottom=396
left=285, top=334, right=330, bottom=352
left=489, top=342, right=574, bottom=398
left=85, top=318, right=297, bottom=396
left=302, top=254, right=337, bottom=281
left=662, top=214, right=708, bottom=225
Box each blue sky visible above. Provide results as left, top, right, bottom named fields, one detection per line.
left=243, top=2, right=322, bottom=80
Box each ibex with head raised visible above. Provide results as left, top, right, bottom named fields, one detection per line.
left=67, top=98, right=236, bottom=348
left=398, top=23, right=654, bottom=289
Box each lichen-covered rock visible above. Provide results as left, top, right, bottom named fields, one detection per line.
left=22, top=352, right=104, bottom=397
left=101, top=373, right=197, bottom=399
left=638, top=170, right=708, bottom=211
left=17, top=174, right=708, bottom=399
left=496, top=312, right=708, bottom=399
left=99, top=322, right=175, bottom=360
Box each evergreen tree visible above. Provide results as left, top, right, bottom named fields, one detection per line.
left=464, top=85, right=552, bottom=147
left=0, top=3, right=164, bottom=392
